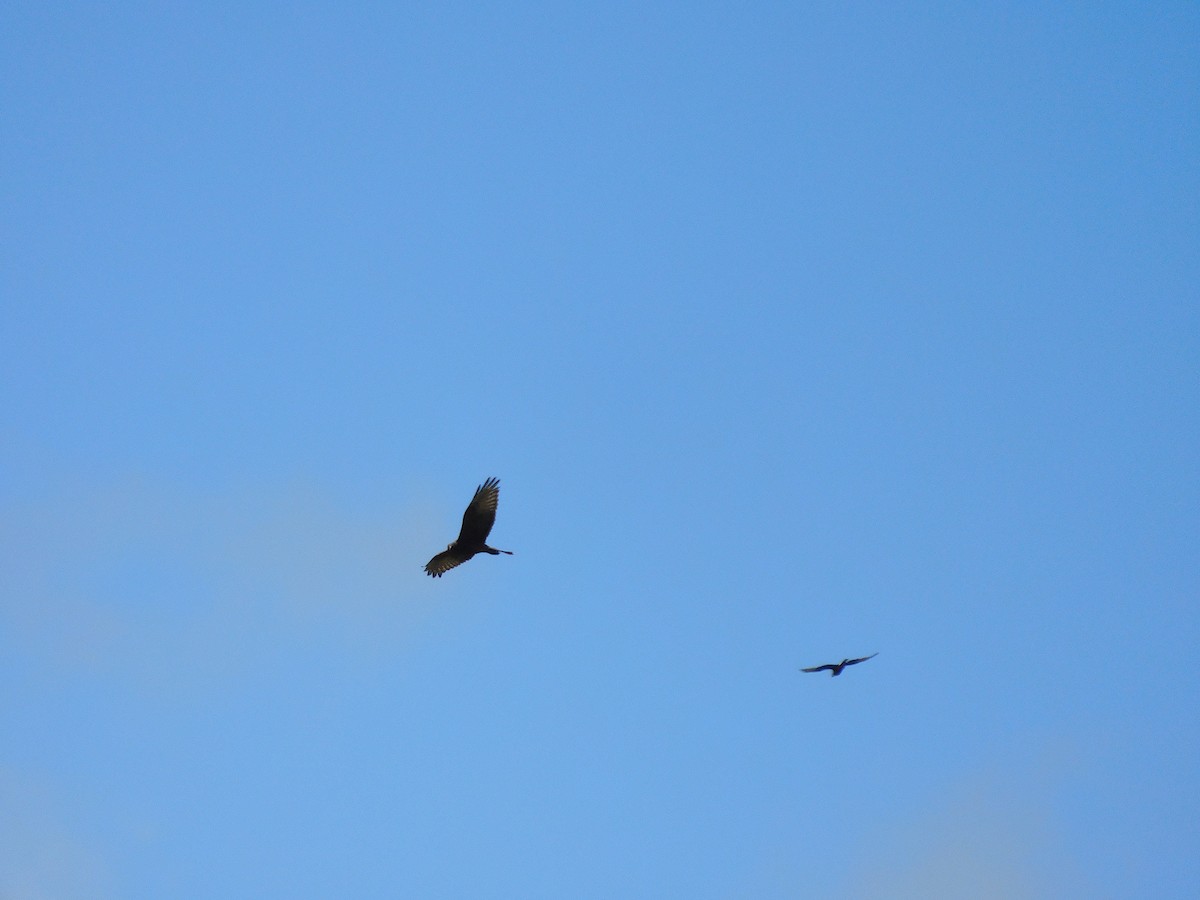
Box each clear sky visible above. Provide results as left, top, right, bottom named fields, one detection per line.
left=2, top=3, right=1197, bottom=898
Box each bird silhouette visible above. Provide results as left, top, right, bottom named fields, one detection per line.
left=801, top=653, right=878, bottom=676
left=424, top=477, right=513, bottom=577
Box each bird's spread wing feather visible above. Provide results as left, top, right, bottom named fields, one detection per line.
left=801, top=664, right=835, bottom=673
left=846, top=653, right=878, bottom=667
left=456, top=477, right=500, bottom=546
left=425, top=547, right=468, bottom=577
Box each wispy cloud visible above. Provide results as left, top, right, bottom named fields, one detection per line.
left=847, top=755, right=1093, bottom=900
left=0, top=474, right=447, bottom=689
left=0, top=767, right=115, bottom=900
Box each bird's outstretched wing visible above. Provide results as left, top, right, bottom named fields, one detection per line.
left=844, top=653, right=878, bottom=667
left=425, top=547, right=469, bottom=577
left=801, top=664, right=836, bottom=673
left=456, top=477, right=501, bottom=546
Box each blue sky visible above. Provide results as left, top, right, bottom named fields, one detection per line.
left=2, top=3, right=1196, bottom=897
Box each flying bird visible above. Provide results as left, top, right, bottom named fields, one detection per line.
left=800, top=653, right=878, bottom=676
left=424, top=477, right=513, bottom=577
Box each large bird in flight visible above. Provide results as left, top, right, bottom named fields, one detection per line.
left=800, top=653, right=878, bottom=676
left=424, top=477, right=513, bottom=577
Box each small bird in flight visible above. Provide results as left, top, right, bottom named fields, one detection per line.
left=801, top=653, right=878, bottom=676
left=424, top=477, right=513, bottom=577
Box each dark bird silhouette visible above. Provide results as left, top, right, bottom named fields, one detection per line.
left=424, top=477, right=513, bottom=577
left=801, top=653, right=878, bottom=676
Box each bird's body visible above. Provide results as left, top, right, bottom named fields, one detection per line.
left=801, top=653, right=878, bottom=676
left=424, top=477, right=512, bottom=577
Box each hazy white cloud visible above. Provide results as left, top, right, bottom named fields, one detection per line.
left=0, top=475, right=449, bottom=688
left=0, top=768, right=114, bottom=900
left=846, top=757, right=1093, bottom=900
left=732, top=744, right=1094, bottom=900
